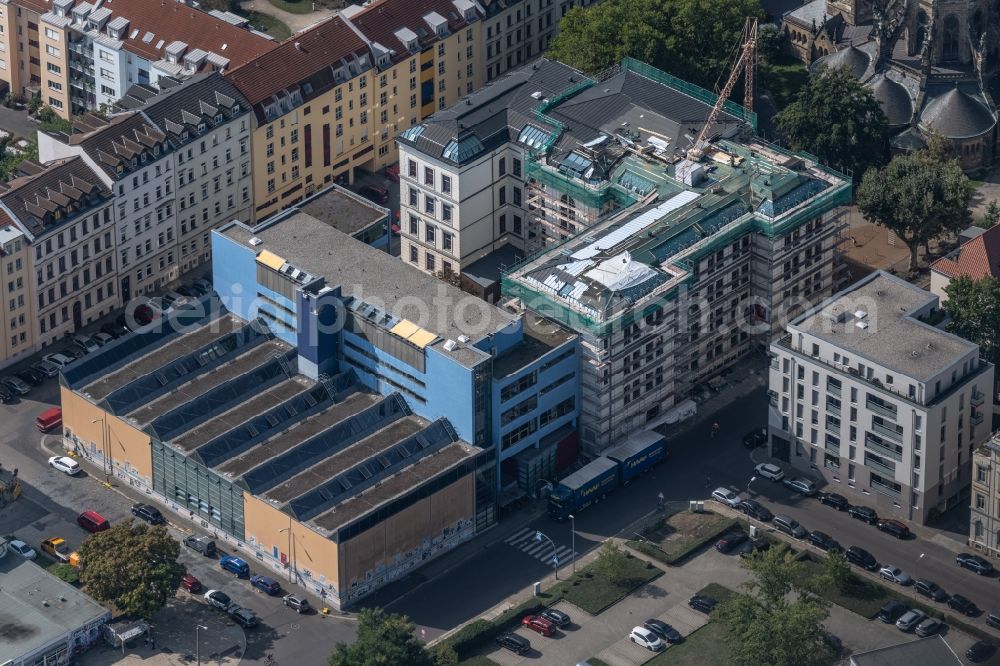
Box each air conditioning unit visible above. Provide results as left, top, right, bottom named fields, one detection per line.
left=249, top=237, right=263, bottom=246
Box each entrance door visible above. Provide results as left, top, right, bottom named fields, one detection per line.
left=121, top=276, right=131, bottom=302
left=771, top=434, right=791, bottom=463
left=72, top=301, right=82, bottom=331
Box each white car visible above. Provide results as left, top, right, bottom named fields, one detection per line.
left=8, top=539, right=37, bottom=559
left=754, top=462, right=785, bottom=482
left=896, top=609, right=925, bottom=632
left=48, top=456, right=81, bottom=476
left=42, top=352, right=75, bottom=368
left=629, top=626, right=664, bottom=652
left=204, top=589, right=232, bottom=611
left=879, top=565, right=912, bottom=585
left=711, top=487, right=741, bottom=508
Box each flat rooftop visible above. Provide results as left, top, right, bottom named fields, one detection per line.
left=310, top=441, right=476, bottom=532
left=295, top=184, right=390, bottom=236
left=494, top=316, right=575, bottom=378
left=850, top=635, right=962, bottom=666
left=791, top=272, right=977, bottom=382
left=83, top=313, right=243, bottom=400
left=0, top=555, right=110, bottom=660
left=224, top=213, right=519, bottom=367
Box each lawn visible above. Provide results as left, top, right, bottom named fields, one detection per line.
left=236, top=10, right=292, bottom=40
left=759, top=54, right=809, bottom=110
left=458, top=657, right=499, bottom=666
left=268, top=0, right=314, bottom=13
left=646, top=619, right=732, bottom=666
left=627, top=510, right=738, bottom=566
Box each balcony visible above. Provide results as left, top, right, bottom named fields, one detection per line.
left=971, top=411, right=984, bottom=426
left=872, top=421, right=903, bottom=442
left=866, top=398, right=897, bottom=419
left=825, top=441, right=841, bottom=456
left=864, top=436, right=903, bottom=462
left=971, top=390, right=985, bottom=406
left=863, top=453, right=896, bottom=476
left=871, top=477, right=902, bottom=501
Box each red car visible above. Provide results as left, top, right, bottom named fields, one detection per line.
left=77, top=510, right=110, bottom=533
left=521, top=614, right=556, bottom=637
left=181, top=573, right=202, bottom=593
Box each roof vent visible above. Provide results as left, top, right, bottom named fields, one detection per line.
left=926, top=342, right=935, bottom=350
left=531, top=91, right=543, bottom=99
left=855, top=321, right=869, bottom=330
left=249, top=236, right=263, bottom=246
left=854, top=310, right=867, bottom=319
left=457, top=334, right=470, bottom=343
left=443, top=339, right=457, bottom=351
left=294, top=42, right=302, bottom=51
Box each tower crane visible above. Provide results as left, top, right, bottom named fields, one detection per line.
left=687, top=18, right=757, bottom=161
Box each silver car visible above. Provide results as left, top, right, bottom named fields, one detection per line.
left=879, top=565, right=912, bottom=585
left=896, top=609, right=926, bottom=632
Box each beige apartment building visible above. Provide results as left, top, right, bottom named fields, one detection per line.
left=970, top=432, right=1000, bottom=561
left=0, top=216, right=33, bottom=368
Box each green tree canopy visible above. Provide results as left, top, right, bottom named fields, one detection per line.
left=546, top=0, right=762, bottom=90
left=774, top=65, right=888, bottom=177
left=77, top=520, right=184, bottom=619
left=944, top=275, right=1000, bottom=371
left=857, top=150, right=972, bottom=272
left=329, top=608, right=434, bottom=666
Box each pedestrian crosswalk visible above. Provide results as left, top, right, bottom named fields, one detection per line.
left=503, top=527, right=577, bottom=565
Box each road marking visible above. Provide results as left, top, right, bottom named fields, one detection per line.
left=503, top=528, right=576, bottom=564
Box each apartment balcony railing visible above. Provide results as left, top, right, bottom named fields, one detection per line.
left=825, top=441, right=841, bottom=456
left=864, top=436, right=903, bottom=462
left=872, top=421, right=903, bottom=442
left=863, top=453, right=896, bottom=476
left=971, top=412, right=984, bottom=426
left=971, top=390, right=985, bottom=406
left=866, top=398, right=897, bottom=420
left=871, top=477, right=902, bottom=501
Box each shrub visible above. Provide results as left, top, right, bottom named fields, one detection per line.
left=50, top=564, right=79, bottom=584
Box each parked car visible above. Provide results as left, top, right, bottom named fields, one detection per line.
left=644, top=619, right=682, bottom=644
left=496, top=632, right=530, bottom=655
left=204, top=589, right=232, bottom=611
left=183, top=534, right=217, bottom=557
left=193, top=278, right=212, bottom=295
left=948, top=594, right=977, bottom=616
left=895, top=609, right=926, bottom=632
left=250, top=575, right=281, bottom=596
left=62, top=347, right=85, bottom=360
left=711, top=487, right=741, bottom=508
left=807, top=530, right=841, bottom=552
left=0, top=376, right=31, bottom=395
left=92, top=332, right=114, bottom=346
left=688, top=595, right=717, bottom=613
left=848, top=505, right=879, bottom=524
left=914, top=579, right=949, bottom=603
left=40, top=537, right=71, bottom=563
left=967, top=641, right=996, bottom=662
left=101, top=321, right=129, bottom=339
left=782, top=477, right=817, bottom=496
left=818, top=492, right=849, bottom=511
left=738, top=499, right=773, bottom=522
left=878, top=565, right=912, bottom=585
left=540, top=608, right=571, bottom=627
left=47, top=455, right=79, bottom=475
left=628, top=626, right=664, bottom=652
left=846, top=546, right=878, bottom=571
left=754, top=462, right=784, bottom=482
left=878, top=600, right=907, bottom=623
left=715, top=531, right=748, bottom=554
left=71, top=334, right=100, bottom=354
left=8, top=539, right=37, bottom=559
left=220, top=555, right=250, bottom=578
left=76, top=510, right=110, bottom=533
left=37, top=408, right=63, bottom=433
left=742, top=427, right=768, bottom=449
left=175, top=285, right=196, bottom=298
left=738, top=538, right=771, bottom=559
left=228, top=605, right=259, bottom=628
left=987, top=612, right=1000, bottom=630
left=31, top=360, right=60, bottom=377
left=16, top=368, right=45, bottom=386
left=773, top=514, right=807, bottom=539
left=282, top=594, right=310, bottom=614
left=181, top=573, right=202, bottom=593
left=358, top=183, right=389, bottom=204
left=131, top=503, right=165, bottom=525
left=876, top=519, right=912, bottom=539
left=956, top=552, right=994, bottom=575
left=913, top=616, right=943, bottom=637
left=42, top=352, right=75, bottom=368
left=521, top=614, right=556, bottom=637
left=0, top=385, right=12, bottom=403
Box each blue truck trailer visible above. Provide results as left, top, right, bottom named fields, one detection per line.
left=548, top=431, right=667, bottom=520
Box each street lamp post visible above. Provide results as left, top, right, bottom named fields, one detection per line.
left=279, top=519, right=295, bottom=583
left=568, top=514, right=576, bottom=575
left=534, top=530, right=559, bottom=580
left=90, top=416, right=110, bottom=484
left=747, top=475, right=757, bottom=495
left=195, top=624, right=207, bottom=666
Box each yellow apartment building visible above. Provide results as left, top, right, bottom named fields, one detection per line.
left=0, top=215, right=33, bottom=370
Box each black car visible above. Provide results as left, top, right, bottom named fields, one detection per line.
left=742, top=427, right=767, bottom=449
left=540, top=608, right=571, bottom=627
left=358, top=184, right=390, bottom=203
left=715, top=531, right=748, bottom=554
left=738, top=538, right=771, bottom=559
left=914, top=579, right=949, bottom=603
left=956, top=552, right=995, bottom=576
left=948, top=594, right=977, bottom=616
left=496, top=632, right=530, bottom=655
left=0, top=385, right=14, bottom=403
left=819, top=492, right=850, bottom=511
left=227, top=605, right=259, bottom=628
left=175, top=285, right=196, bottom=298
left=845, top=546, right=878, bottom=571
left=131, top=503, right=165, bottom=525
left=16, top=369, right=44, bottom=386
left=104, top=320, right=130, bottom=338
left=848, top=505, right=879, bottom=524
left=878, top=600, right=907, bottom=624
left=688, top=595, right=717, bottom=614
left=876, top=519, right=912, bottom=539
left=738, top=499, right=773, bottom=522
left=807, top=531, right=841, bottom=552
left=967, top=641, right=996, bottom=663
left=644, top=619, right=682, bottom=644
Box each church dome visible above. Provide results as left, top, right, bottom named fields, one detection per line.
left=810, top=45, right=870, bottom=79
left=869, top=75, right=913, bottom=127
left=919, top=87, right=996, bottom=139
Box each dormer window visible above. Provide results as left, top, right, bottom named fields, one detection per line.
left=197, top=122, right=206, bottom=132
left=131, top=157, right=137, bottom=168
left=140, top=152, right=148, bottom=164
left=377, top=53, right=389, bottom=67
left=407, top=39, right=418, bottom=52
left=181, top=130, right=189, bottom=141
left=214, top=113, right=223, bottom=124
left=232, top=104, right=240, bottom=113
left=153, top=144, right=160, bottom=156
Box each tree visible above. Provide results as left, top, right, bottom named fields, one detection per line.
left=546, top=0, right=762, bottom=90
left=756, top=23, right=787, bottom=65
left=329, top=608, right=434, bottom=666
left=944, top=276, right=1000, bottom=373
left=978, top=200, right=1000, bottom=229
left=857, top=152, right=972, bottom=273
left=817, top=551, right=851, bottom=594
left=594, top=540, right=633, bottom=585
left=77, top=520, right=184, bottom=619
left=774, top=66, right=889, bottom=178
left=717, top=546, right=833, bottom=666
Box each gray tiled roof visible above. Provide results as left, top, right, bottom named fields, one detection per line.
left=919, top=86, right=997, bottom=139
left=115, top=72, right=249, bottom=137
left=869, top=74, right=913, bottom=126
left=811, top=45, right=870, bottom=79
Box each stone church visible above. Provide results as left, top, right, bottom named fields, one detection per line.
left=782, top=0, right=999, bottom=171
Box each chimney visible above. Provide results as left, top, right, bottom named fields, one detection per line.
left=294, top=42, right=302, bottom=51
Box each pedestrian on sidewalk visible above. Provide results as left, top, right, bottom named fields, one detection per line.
left=656, top=492, right=665, bottom=510
left=710, top=422, right=720, bottom=438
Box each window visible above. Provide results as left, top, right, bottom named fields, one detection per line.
left=408, top=214, right=419, bottom=235
left=424, top=197, right=436, bottom=215
left=498, top=186, right=506, bottom=205
left=498, top=157, right=506, bottom=175
left=425, top=253, right=435, bottom=272
left=46, top=62, right=61, bottom=75
left=99, top=49, right=114, bottom=63
left=99, top=67, right=115, bottom=82
left=409, top=245, right=418, bottom=263
left=513, top=157, right=522, bottom=177
left=45, top=27, right=59, bottom=39
left=424, top=166, right=434, bottom=186
left=443, top=232, right=453, bottom=251
left=442, top=203, right=452, bottom=222
left=441, top=174, right=451, bottom=194
left=408, top=160, right=417, bottom=178
left=45, top=44, right=59, bottom=57
left=425, top=225, right=436, bottom=244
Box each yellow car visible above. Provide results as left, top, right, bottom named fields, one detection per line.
left=41, top=537, right=71, bottom=563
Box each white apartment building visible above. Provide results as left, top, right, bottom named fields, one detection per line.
left=115, top=73, right=253, bottom=274
left=0, top=157, right=118, bottom=350
left=0, top=222, right=33, bottom=367
left=769, top=271, right=995, bottom=524
left=970, top=433, right=1000, bottom=560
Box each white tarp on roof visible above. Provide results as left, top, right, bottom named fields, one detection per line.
left=583, top=251, right=659, bottom=292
